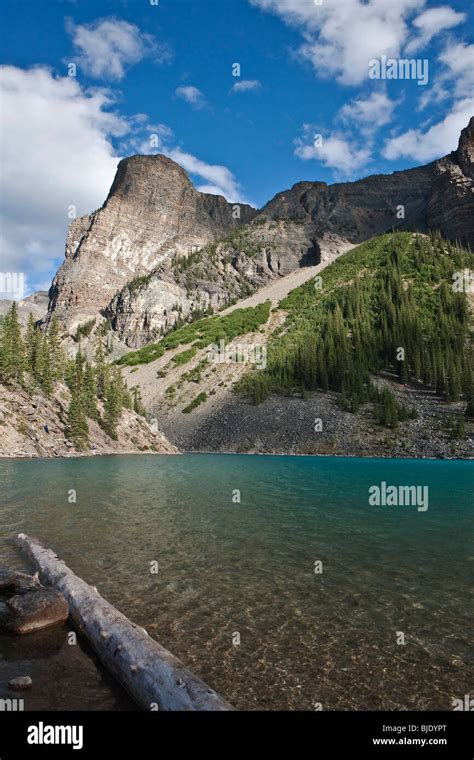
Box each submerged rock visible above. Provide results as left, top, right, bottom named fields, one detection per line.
left=8, top=676, right=33, bottom=691
left=0, top=587, right=69, bottom=635
left=0, top=569, right=41, bottom=596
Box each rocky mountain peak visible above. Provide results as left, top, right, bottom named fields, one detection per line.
left=105, top=154, right=193, bottom=206
left=46, top=120, right=473, bottom=344
left=47, top=153, right=255, bottom=333
left=456, top=115, right=474, bottom=180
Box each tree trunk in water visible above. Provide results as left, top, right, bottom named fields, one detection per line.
left=16, top=533, right=232, bottom=711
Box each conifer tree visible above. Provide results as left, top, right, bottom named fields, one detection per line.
left=103, top=373, right=122, bottom=440
left=118, top=372, right=133, bottom=410
left=37, top=334, right=53, bottom=396
left=67, top=382, right=89, bottom=449
left=66, top=356, right=88, bottom=448
left=0, top=302, right=26, bottom=383
left=83, top=363, right=99, bottom=420
left=94, top=337, right=109, bottom=399
left=25, top=313, right=40, bottom=376
left=48, top=315, right=65, bottom=380
left=132, top=386, right=146, bottom=416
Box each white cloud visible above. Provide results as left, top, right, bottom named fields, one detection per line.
left=175, top=85, right=206, bottom=108
left=0, top=66, right=249, bottom=295
left=0, top=66, right=127, bottom=293
left=382, top=97, right=474, bottom=162
left=417, top=41, right=474, bottom=110
left=66, top=17, right=168, bottom=81
left=438, top=42, right=474, bottom=99
left=231, top=79, right=262, bottom=93
left=250, top=0, right=426, bottom=86
left=339, top=91, right=399, bottom=131
left=405, top=6, right=466, bottom=54
left=294, top=129, right=371, bottom=175
left=164, top=148, right=247, bottom=202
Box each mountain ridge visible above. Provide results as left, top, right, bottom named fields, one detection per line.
left=45, top=117, right=473, bottom=350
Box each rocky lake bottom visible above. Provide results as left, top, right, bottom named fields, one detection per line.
left=0, top=453, right=472, bottom=710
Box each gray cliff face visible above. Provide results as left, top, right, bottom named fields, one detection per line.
left=47, top=120, right=473, bottom=347
left=104, top=218, right=337, bottom=347
left=260, top=165, right=436, bottom=240
left=456, top=117, right=474, bottom=180
left=426, top=117, right=474, bottom=246
left=47, top=154, right=255, bottom=333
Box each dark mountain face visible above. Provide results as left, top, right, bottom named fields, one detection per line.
left=260, top=116, right=474, bottom=250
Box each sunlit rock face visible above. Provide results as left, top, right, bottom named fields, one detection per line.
left=46, top=154, right=255, bottom=334
left=47, top=120, right=473, bottom=346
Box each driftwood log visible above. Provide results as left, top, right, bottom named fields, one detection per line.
left=16, top=533, right=232, bottom=711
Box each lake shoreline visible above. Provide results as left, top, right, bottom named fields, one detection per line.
left=1, top=448, right=472, bottom=461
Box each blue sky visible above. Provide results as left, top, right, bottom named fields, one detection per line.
left=0, top=0, right=473, bottom=295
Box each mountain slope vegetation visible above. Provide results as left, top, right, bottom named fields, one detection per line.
left=238, top=232, right=473, bottom=428
left=116, top=301, right=271, bottom=367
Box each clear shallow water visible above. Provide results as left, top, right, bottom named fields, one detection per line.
left=0, top=453, right=472, bottom=710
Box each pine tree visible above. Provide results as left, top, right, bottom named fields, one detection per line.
left=118, top=372, right=133, bottom=410
left=447, top=359, right=462, bottom=402
left=103, top=375, right=122, bottom=440
left=0, top=302, right=26, bottom=383
left=64, top=358, right=76, bottom=391
left=37, top=334, right=53, bottom=396
left=83, top=363, right=99, bottom=420
left=66, top=356, right=89, bottom=449
left=94, top=337, right=109, bottom=399
left=25, top=313, right=40, bottom=376
left=67, top=382, right=89, bottom=449
left=350, top=392, right=360, bottom=414
left=132, top=386, right=146, bottom=416
left=48, top=316, right=65, bottom=380
left=378, top=389, right=399, bottom=428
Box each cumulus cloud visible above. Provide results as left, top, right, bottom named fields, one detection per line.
left=0, top=66, right=126, bottom=293
left=66, top=16, right=169, bottom=81
left=405, top=6, right=466, bottom=54
left=175, top=85, right=206, bottom=108
left=417, top=41, right=474, bottom=110
left=231, top=79, right=262, bottom=93
left=0, top=66, right=246, bottom=296
left=250, top=0, right=425, bottom=86
left=438, top=42, right=474, bottom=99
left=254, top=1, right=470, bottom=174
left=382, top=97, right=474, bottom=162
left=339, top=91, right=399, bottom=132
left=294, top=128, right=371, bottom=176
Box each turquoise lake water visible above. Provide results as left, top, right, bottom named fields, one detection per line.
left=0, top=454, right=472, bottom=710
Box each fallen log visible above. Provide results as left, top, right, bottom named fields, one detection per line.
left=16, top=533, right=232, bottom=711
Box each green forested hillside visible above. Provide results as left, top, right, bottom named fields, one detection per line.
left=0, top=306, right=145, bottom=448
left=238, top=233, right=473, bottom=425
left=117, top=301, right=271, bottom=367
